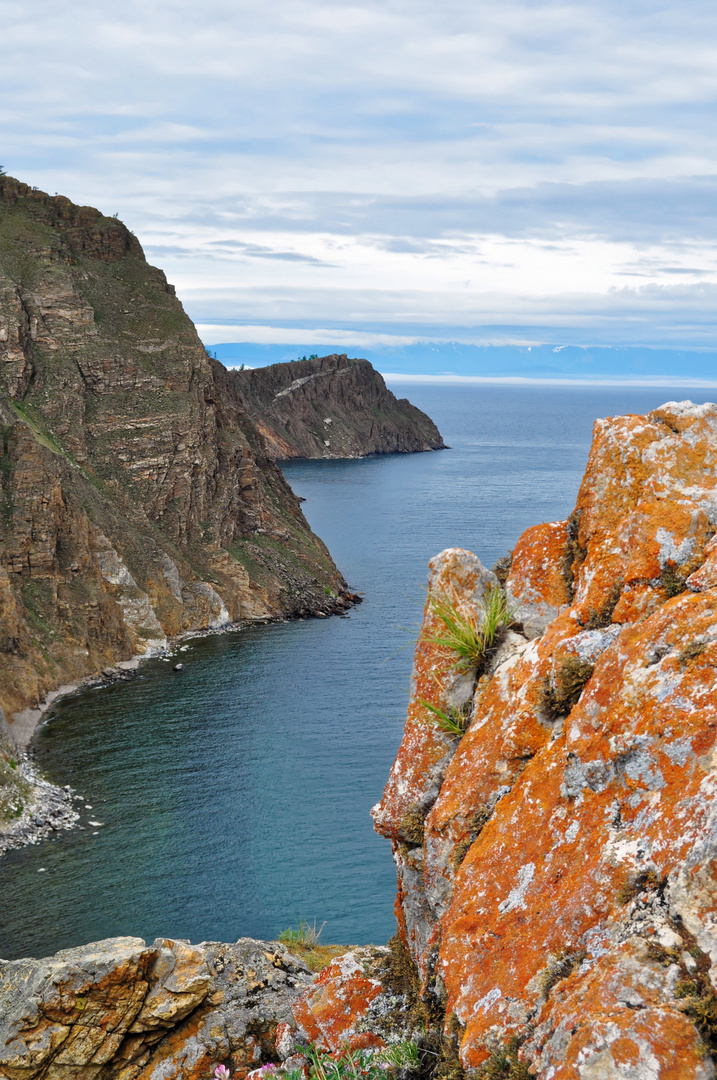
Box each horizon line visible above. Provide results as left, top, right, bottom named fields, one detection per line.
left=378, top=373, right=717, bottom=388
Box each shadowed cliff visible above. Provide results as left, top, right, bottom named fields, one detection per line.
left=0, top=177, right=352, bottom=841
left=227, top=353, right=446, bottom=460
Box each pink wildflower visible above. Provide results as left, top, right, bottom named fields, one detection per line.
left=215, top=1066, right=231, bottom=1080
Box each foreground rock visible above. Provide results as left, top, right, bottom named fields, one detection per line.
left=227, top=354, right=446, bottom=460
left=0, top=176, right=353, bottom=848
left=370, top=400, right=717, bottom=1075
left=0, top=936, right=315, bottom=1080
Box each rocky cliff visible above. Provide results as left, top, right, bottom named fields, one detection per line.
left=0, top=177, right=352, bottom=846
left=8, top=401, right=717, bottom=1079
left=226, top=354, right=446, bottom=459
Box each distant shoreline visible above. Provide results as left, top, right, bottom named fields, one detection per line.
left=381, top=373, right=717, bottom=388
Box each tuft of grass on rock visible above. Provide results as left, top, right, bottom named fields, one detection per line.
left=539, top=947, right=587, bottom=998
left=474, top=1037, right=530, bottom=1080
left=679, top=640, right=707, bottom=666
left=426, top=587, right=514, bottom=673
left=400, top=805, right=428, bottom=847
left=419, top=699, right=472, bottom=738
left=584, top=580, right=622, bottom=630
left=276, top=920, right=347, bottom=973
left=661, top=563, right=688, bottom=598
left=540, top=656, right=595, bottom=718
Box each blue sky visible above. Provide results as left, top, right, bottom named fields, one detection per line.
left=3, top=0, right=717, bottom=357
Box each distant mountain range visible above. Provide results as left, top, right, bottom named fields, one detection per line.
left=208, top=341, right=717, bottom=382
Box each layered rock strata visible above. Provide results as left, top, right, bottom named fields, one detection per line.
left=226, top=354, right=446, bottom=460
left=368, top=399, right=717, bottom=1075
left=0, top=935, right=315, bottom=1080
left=0, top=176, right=351, bottom=847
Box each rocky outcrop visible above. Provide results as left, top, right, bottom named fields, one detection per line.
left=367, top=400, right=717, bottom=1075
left=0, top=935, right=315, bottom=1079
left=0, top=176, right=353, bottom=847
left=226, top=354, right=446, bottom=460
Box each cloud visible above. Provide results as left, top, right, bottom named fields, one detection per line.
left=3, top=0, right=717, bottom=349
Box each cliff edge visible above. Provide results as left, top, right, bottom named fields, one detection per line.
left=0, top=177, right=352, bottom=846
left=227, top=353, right=446, bottom=459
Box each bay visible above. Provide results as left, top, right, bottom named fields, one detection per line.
left=0, top=383, right=710, bottom=960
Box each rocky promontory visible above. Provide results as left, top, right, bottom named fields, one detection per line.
left=0, top=177, right=354, bottom=849
left=227, top=354, right=446, bottom=459
left=8, top=400, right=717, bottom=1078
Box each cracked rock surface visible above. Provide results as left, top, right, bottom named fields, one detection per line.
left=0, top=935, right=314, bottom=1080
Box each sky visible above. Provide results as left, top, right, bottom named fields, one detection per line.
left=3, top=0, right=717, bottom=358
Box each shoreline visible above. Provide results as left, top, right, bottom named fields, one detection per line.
left=1, top=595, right=360, bottom=859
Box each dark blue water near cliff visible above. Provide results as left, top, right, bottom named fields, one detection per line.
left=1, top=384, right=711, bottom=960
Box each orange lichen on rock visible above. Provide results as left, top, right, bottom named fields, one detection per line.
left=371, top=547, right=497, bottom=844
left=506, top=519, right=571, bottom=637
left=291, top=949, right=386, bottom=1053
left=371, top=400, right=717, bottom=1076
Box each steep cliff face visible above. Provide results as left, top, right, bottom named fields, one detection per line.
left=0, top=177, right=350, bottom=839
left=227, top=354, right=446, bottom=460
left=366, top=399, right=717, bottom=1075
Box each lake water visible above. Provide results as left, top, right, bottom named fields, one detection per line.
left=1, top=383, right=712, bottom=961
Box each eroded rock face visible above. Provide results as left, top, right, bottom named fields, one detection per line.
left=0, top=935, right=314, bottom=1080
left=372, top=401, right=717, bottom=1074
left=0, top=177, right=352, bottom=846
left=227, top=355, right=446, bottom=460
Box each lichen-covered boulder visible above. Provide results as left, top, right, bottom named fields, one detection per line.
left=291, top=948, right=389, bottom=1053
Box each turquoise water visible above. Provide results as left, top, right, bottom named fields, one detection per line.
left=1, top=383, right=710, bottom=961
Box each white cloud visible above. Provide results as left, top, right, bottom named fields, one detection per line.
left=3, top=0, right=717, bottom=349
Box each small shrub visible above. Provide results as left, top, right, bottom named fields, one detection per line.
left=616, top=869, right=659, bottom=905
left=400, top=806, right=427, bottom=846
left=679, top=640, right=707, bottom=666
left=661, top=564, right=687, bottom=598
left=540, top=656, right=594, bottom=717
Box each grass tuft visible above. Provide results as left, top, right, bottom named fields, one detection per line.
left=584, top=580, right=622, bottom=629
left=474, top=1037, right=530, bottom=1080
left=562, top=511, right=587, bottom=602
left=539, top=947, right=587, bottom=998
left=451, top=807, right=492, bottom=869
left=661, top=563, right=688, bottom=598
left=679, top=640, right=707, bottom=666
left=540, top=656, right=594, bottom=718
left=400, top=806, right=427, bottom=846
left=278, top=918, right=326, bottom=948
left=426, top=587, right=515, bottom=672
left=419, top=699, right=472, bottom=738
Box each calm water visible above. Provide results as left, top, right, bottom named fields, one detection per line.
left=1, top=384, right=711, bottom=960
